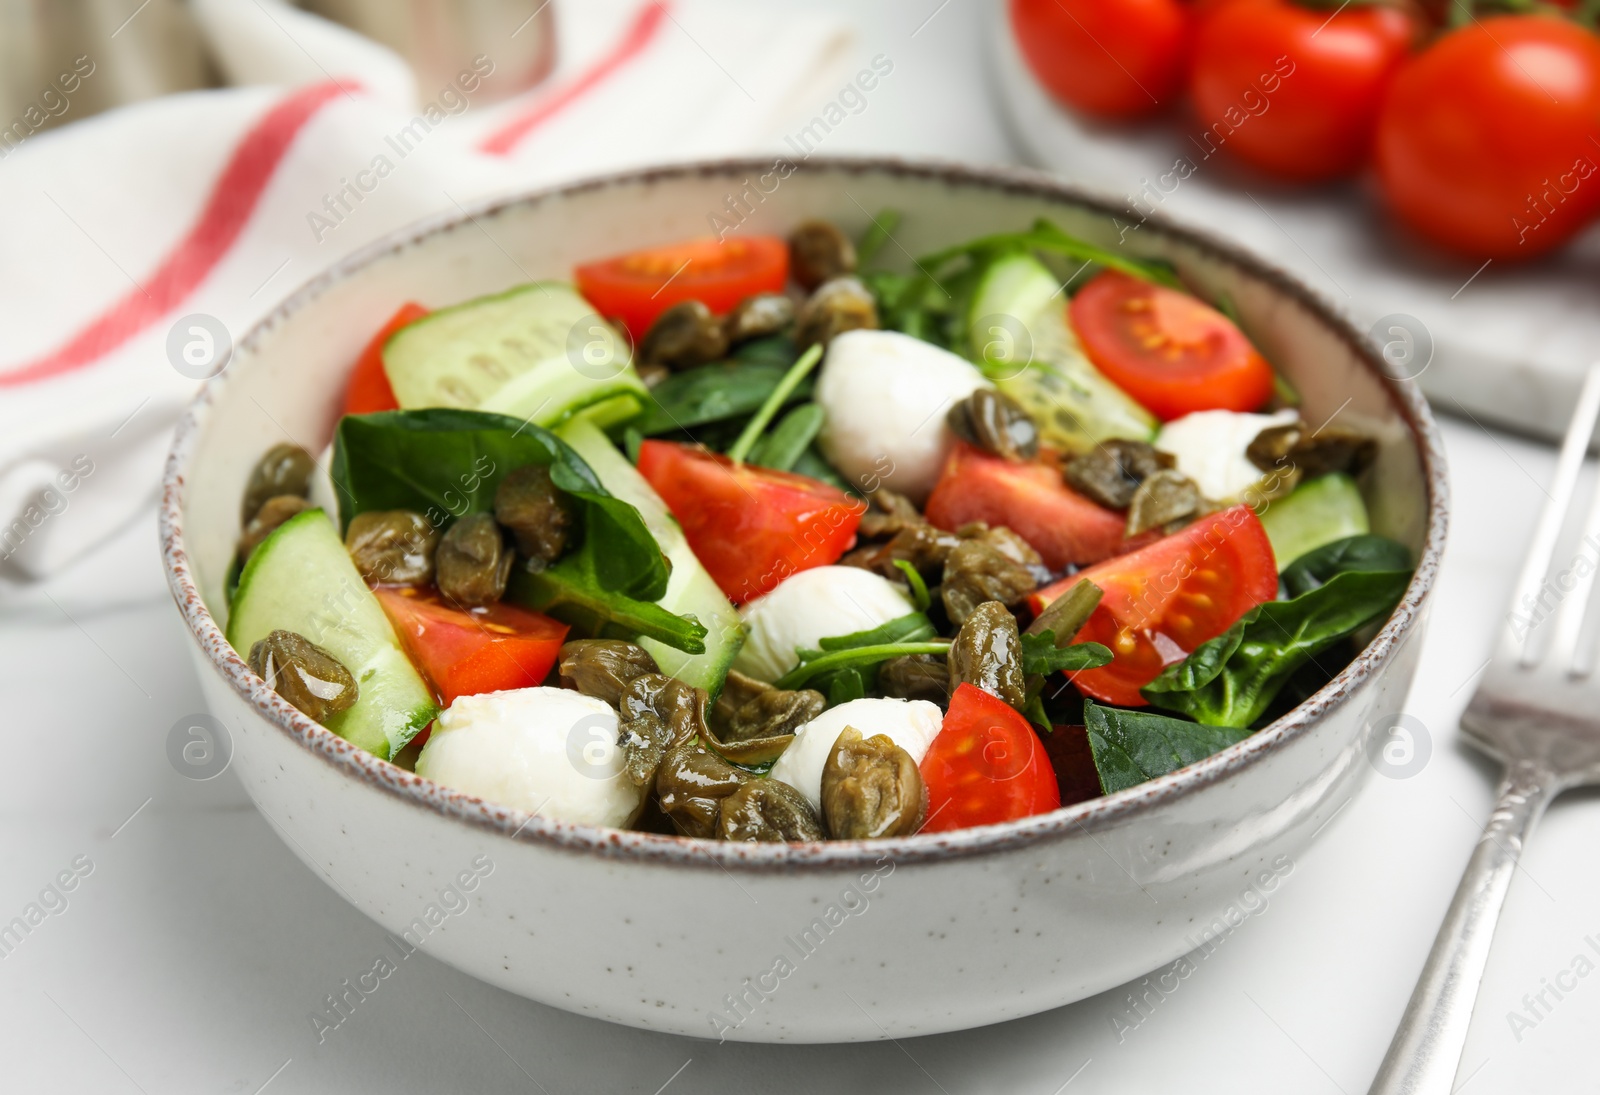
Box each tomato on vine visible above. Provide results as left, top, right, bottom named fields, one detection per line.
left=1010, top=0, right=1190, bottom=120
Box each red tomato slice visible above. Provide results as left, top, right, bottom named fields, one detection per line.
left=1069, top=272, right=1275, bottom=421
left=342, top=302, right=427, bottom=415
left=636, top=440, right=863, bottom=604
left=374, top=587, right=568, bottom=706
left=920, top=683, right=1061, bottom=833
left=924, top=442, right=1129, bottom=571
left=1029, top=505, right=1278, bottom=706
left=575, top=236, right=789, bottom=341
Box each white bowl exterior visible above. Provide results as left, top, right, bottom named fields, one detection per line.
left=165, top=161, right=1444, bottom=1042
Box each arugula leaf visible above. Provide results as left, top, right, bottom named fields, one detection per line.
left=777, top=612, right=946, bottom=691
left=636, top=362, right=813, bottom=435
left=776, top=640, right=950, bottom=691
left=749, top=403, right=825, bottom=472
left=332, top=410, right=704, bottom=651
left=917, top=218, right=1183, bottom=291
left=1141, top=567, right=1411, bottom=728
left=813, top=612, right=937, bottom=652
left=1020, top=631, right=1113, bottom=675
left=1084, top=701, right=1253, bottom=794
left=893, top=559, right=931, bottom=613
left=1281, top=535, right=1411, bottom=597
left=856, top=208, right=902, bottom=268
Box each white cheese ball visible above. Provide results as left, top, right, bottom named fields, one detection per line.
left=733, top=566, right=914, bottom=682
left=416, top=687, right=642, bottom=828
left=1156, top=409, right=1298, bottom=502
left=815, top=329, right=991, bottom=502
left=768, top=697, right=943, bottom=814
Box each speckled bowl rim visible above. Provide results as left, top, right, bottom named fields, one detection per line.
left=159, top=156, right=1448, bottom=873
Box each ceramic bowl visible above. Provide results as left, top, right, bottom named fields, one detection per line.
left=160, top=157, right=1447, bottom=1043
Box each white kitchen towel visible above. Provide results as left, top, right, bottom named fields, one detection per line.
left=0, top=0, right=851, bottom=613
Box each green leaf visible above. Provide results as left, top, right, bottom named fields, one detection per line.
left=636, top=362, right=813, bottom=435
left=856, top=208, right=902, bottom=268
left=776, top=613, right=948, bottom=692
left=892, top=559, right=931, bottom=613
left=1141, top=568, right=1411, bottom=728
left=812, top=611, right=936, bottom=654
left=332, top=409, right=704, bottom=650
left=790, top=446, right=852, bottom=492
left=818, top=667, right=868, bottom=705
left=1084, top=701, right=1253, bottom=793
left=727, top=344, right=824, bottom=464
left=749, top=403, right=826, bottom=472
left=917, top=218, right=1183, bottom=291
left=1020, top=632, right=1113, bottom=676
left=732, top=334, right=799, bottom=368
left=1281, top=535, right=1411, bottom=598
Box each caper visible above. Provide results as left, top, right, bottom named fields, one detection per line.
left=941, top=537, right=1037, bottom=627
left=1124, top=469, right=1202, bottom=537
left=436, top=512, right=512, bottom=607
left=947, top=389, right=1039, bottom=462
left=856, top=487, right=923, bottom=539
left=237, top=495, right=311, bottom=560
left=948, top=600, right=1027, bottom=710
left=1063, top=440, right=1175, bottom=510
left=876, top=654, right=951, bottom=707
left=639, top=300, right=729, bottom=369
left=1246, top=421, right=1377, bottom=479
left=344, top=509, right=437, bottom=586
left=493, top=464, right=574, bottom=568
left=616, top=673, right=709, bottom=788
left=821, top=728, right=925, bottom=839
left=788, top=220, right=856, bottom=291
left=241, top=443, right=315, bottom=524
left=711, top=670, right=825, bottom=744
left=248, top=629, right=358, bottom=723
left=724, top=292, right=795, bottom=344
left=718, top=780, right=825, bottom=842
left=656, top=740, right=750, bottom=839
left=558, top=639, right=659, bottom=707
left=843, top=522, right=964, bottom=582
left=794, top=276, right=878, bottom=350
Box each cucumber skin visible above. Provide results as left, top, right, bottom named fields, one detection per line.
left=557, top=418, right=744, bottom=698
left=1260, top=473, right=1370, bottom=570
left=226, top=509, right=436, bottom=759
left=966, top=252, right=1062, bottom=369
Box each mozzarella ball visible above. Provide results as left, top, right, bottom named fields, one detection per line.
left=768, top=697, right=944, bottom=814
left=815, top=329, right=991, bottom=502
left=416, top=687, right=642, bottom=828
left=733, top=566, right=914, bottom=682
left=1156, top=409, right=1298, bottom=502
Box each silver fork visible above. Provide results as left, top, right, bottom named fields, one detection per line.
left=1368, top=362, right=1600, bottom=1094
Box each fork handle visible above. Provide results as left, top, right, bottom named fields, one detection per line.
left=1366, top=761, right=1556, bottom=1095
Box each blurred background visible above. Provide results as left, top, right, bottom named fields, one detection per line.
left=3, top=2, right=1599, bottom=1092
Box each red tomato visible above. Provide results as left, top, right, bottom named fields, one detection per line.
left=920, top=683, right=1061, bottom=832
left=575, top=236, right=789, bottom=340
left=1068, top=271, right=1275, bottom=421
left=1029, top=504, right=1277, bottom=706
left=342, top=302, right=427, bottom=415
left=1375, top=17, right=1600, bottom=260
left=1010, top=0, right=1190, bottom=120
left=635, top=440, right=863, bottom=604
left=374, top=587, right=568, bottom=706
left=924, top=442, right=1128, bottom=571
left=1189, top=0, right=1416, bottom=181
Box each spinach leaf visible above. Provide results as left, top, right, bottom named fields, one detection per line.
left=1020, top=631, right=1113, bottom=675
left=790, top=446, right=853, bottom=492
left=1281, top=534, right=1411, bottom=597
left=332, top=410, right=704, bottom=651
left=776, top=612, right=945, bottom=691
left=1141, top=567, right=1411, bottom=728
left=1084, top=701, right=1253, bottom=794
left=636, top=362, right=813, bottom=435
left=732, top=334, right=799, bottom=368
left=749, top=403, right=825, bottom=472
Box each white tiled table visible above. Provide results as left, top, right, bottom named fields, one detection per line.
left=3, top=3, right=1593, bottom=1091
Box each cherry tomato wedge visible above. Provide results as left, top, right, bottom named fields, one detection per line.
left=342, top=302, right=427, bottom=415
left=1069, top=272, right=1275, bottom=421
left=635, top=440, right=863, bottom=604
left=373, top=587, right=568, bottom=707
left=919, top=683, right=1061, bottom=833
left=1010, top=0, right=1190, bottom=120
left=924, top=442, right=1129, bottom=571
left=1029, top=504, right=1277, bottom=707
left=575, top=236, right=789, bottom=341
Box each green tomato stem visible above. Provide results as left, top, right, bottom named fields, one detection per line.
left=727, top=342, right=824, bottom=466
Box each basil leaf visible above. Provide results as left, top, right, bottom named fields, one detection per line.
left=1021, top=631, right=1113, bottom=675
left=637, top=362, right=813, bottom=435
left=1281, top=534, right=1411, bottom=598
left=1085, top=701, right=1253, bottom=794
left=1141, top=567, right=1411, bottom=727
left=332, top=409, right=703, bottom=650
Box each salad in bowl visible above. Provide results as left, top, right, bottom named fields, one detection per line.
left=222, top=208, right=1410, bottom=845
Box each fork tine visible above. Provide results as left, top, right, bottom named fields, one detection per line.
left=1505, top=362, right=1600, bottom=667
left=1552, top=403, right=1600, bottom=676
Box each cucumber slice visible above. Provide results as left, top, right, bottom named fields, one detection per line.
left=384, top=281, right=648, bottom=426
left=1259, top=473, right=1370, bottom=569
left=557, top=418, right=745, bottom=697
left=226, top=509, right=436, bottom=759
left=965, top=254, right=1157, bottom=454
